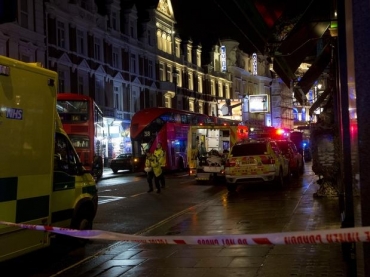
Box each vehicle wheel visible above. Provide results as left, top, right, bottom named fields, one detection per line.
left=70, top=203, right=94, bottom=245
left=274, top=168, right=284, bottom=189
left=226, top=183, right=237, bottom=192
left=112, top=168, right=118, bottom=174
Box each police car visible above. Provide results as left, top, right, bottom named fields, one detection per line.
left=224, top=138, right=289, bottom=192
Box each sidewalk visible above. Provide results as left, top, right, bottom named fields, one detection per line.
left=60, top=166, right=360, bottom=277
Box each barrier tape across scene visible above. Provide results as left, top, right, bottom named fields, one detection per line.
left=0, top=221, right=369, bottom=246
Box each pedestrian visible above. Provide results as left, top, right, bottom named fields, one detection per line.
left=153, top=142, right=166, bottom=188
left=144, top=150, right=155, bottom=193
left=151, top=155, right=163, bottom=193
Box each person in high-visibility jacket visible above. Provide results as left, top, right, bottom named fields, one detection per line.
left=150, top=154, right=163, bottom=193
left=153, top=142, right=166, bottom=188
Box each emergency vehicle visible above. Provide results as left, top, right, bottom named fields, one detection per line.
left=187, top=123, right=248, bottom=183
left=0, top=56, right=98, bottom=262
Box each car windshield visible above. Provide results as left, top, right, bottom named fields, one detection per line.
left=231, top=143, right=267, bottom=157
left=276, top=142, right=289, bottom=153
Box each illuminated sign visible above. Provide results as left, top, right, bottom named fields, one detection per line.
left=217, top=99, right=243, bottom=121
left=252, top=53, right=257, bottom=75
left=249, top=94, right=269, bottom=113
left=220, top=46, right=226, bottom=72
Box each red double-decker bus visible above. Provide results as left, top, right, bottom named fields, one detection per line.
left=56, top=93, right=104, bottom=179
left=130, top=107, right=243, bottom=172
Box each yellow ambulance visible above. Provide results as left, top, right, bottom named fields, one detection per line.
left=0, top=56, right=98, bottom=262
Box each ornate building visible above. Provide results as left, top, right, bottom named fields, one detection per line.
left=0, top=0, right=294, bottom=159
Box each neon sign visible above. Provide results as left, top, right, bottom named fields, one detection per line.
left=220, top=46, right=226, bottom=72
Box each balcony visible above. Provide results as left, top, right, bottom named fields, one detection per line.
left=159, top=81, right=176, bottom=92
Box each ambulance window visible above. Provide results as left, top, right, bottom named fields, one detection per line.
left=54, top=133, right=79, bottom=175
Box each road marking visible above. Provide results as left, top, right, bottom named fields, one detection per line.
left=98, top=196, right=125, bottom=205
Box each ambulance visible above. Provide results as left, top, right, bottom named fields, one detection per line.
left=0, top=56, right=98, bottom=262
left=187, top=123, right=248, bottom=183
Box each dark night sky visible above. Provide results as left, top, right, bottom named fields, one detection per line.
left=170, top=0, right=259, bottom=56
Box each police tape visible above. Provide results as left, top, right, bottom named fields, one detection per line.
left=1, top=221, right=370, bottom=245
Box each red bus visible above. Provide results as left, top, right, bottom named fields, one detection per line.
left=56, top=93, right=104, bottom=179
left=130, top=107, right=243, bottom=172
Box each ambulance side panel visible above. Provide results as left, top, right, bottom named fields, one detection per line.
left=0, top=57, right=57, bottom=261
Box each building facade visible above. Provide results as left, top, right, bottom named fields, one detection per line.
left=0, top=0, right=294, bottom=160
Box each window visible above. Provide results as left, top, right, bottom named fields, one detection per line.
left=123, top=86, right=130, bottom=111
left=95, top=78, right=104, bottom=106
left=198, top=102, right=203, bottom=114
left=167, top=66, right=172, bottom=82
left=78, top=75, right=84, bottom=95
left=148, top=60, right=153, bottom=78
left=159, top=63, right=165, bottom=81
left=189, top=101, right=194, bottom=112
left=77, top=30, right=85, bottom=55
left=57, top=21, right=66, bottom=49
left=188, top=72, right=193, bottom=90
left=130, top=54, right=136, bottom=73
left=211, top=80, right=215, bottom=96
left=94, top=38, right=101, bottom=61
left=112, top=47, right=119, bottom=69
left=58, top=70, right=65, bottom=92
left=114, top=85, right=122, bottom=110
left=20, top=0, right=28, bottom=29
left=149, top=92, right=155, bottom=107
left=54, top=133, right=79, bottom=175
left=162, top=33, right=167, bottom=52
left=197, top=76, right=202, bottom=93
left=157, top=30, right=162, bottom=50
left=133, top=95, right=139, bottom=112
left=111, top=12, right=117, bottom=30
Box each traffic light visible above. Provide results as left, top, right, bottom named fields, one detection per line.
left=0, top=0, right=17, bottom=24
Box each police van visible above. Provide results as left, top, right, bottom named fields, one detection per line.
left=0, top=56, right=98, bottom=262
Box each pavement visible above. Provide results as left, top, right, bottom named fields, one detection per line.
left=57, top=165, right=363, bottom=277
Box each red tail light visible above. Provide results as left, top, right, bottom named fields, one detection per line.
left=261, top=156, right=275, bottom=164
left=225, top=159, right=236, bottom=167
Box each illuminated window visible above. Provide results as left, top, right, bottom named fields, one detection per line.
left=189, top=101, right=194, bottom=112
left=211, top=80, right=215, bottom=96
left=188, top=72, right=193, bottom=90
left=198, top=76, right=202, bottom=93
left=198, top=102, right=203, bottom=114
